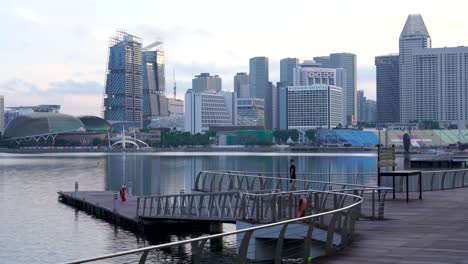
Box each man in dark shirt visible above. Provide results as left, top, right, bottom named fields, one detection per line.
left=290, top=159, right=296, bottom=191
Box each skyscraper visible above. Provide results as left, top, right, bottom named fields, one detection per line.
left=0, top=96, right=4, bottom=132
left=375, top=54, right=399, bottom=124
left=280, top=58, right=298, bottom=87
left=412, top=47, right=468, bottom=126
left=399, top=14, right=431, bottom=123
left=192, top=73, right=222, bottom=93
left=329, top=53, right=357, bottom=125
left=104, top=30, right=143, bottom=127
left=142, top=42, right=168, bottom=127
left=249, top=57, right=269, bottom=99
left=234, top=72, right=249, bottom=98
left=313, top=56, right=330, bottom=68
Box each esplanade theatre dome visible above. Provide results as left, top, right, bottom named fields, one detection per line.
left=78, top=116, right=111, bottom=133
left=2, top=113, right=85, bottom=140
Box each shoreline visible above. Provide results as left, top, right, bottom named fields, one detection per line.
left=0, top=146, right=378, bottom=154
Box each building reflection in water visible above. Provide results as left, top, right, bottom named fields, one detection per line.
left=105, top=153, right=378, bottom=196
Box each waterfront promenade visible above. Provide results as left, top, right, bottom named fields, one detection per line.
left=318, top=187, right=468, bottom=263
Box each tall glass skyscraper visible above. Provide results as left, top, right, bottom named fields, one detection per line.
left=234, top=72, right=249, bottom=98
left=330, top=53, right=357, bottom=125
left=249, top=57, right=269, bottom=99
left=375, top=54, right=400, bottom=124
left=103, top=30, right=143, bottom=127
left=280, top=58, right=298, bottom=87
left=142, top=43, right=168, bottom=127
left=399, top=14, right=431, bottom=123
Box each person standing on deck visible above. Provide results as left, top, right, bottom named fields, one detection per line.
left=289, top=159, right=296, bottom=191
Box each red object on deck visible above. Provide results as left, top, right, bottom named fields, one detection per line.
left=120, top=185, right=127, bottom=202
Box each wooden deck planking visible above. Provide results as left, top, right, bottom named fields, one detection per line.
left=318, top=188, right=468, bottom=264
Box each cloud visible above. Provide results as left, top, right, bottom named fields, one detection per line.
left=14, top=8, right=45, bottom=23
left=48, top=80, right=103, bottom=95
left=0, top=79, right=102, bottom=116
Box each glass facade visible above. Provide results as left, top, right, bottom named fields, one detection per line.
left=375, top=54, right=400, bottom=124
left=103, top=30, right=143, bottom=128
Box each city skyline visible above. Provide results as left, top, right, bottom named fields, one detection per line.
left=2, top=0, right=468, bottom=116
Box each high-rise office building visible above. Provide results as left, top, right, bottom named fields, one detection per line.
left=399, top=14, right=432, bottom=123
left=249, top=57, right=269, bottom=99
left=279, top=85, right=345, bottom=129
left=329, top=53, right=357, bottom=125
left=0, top=96, right=4, bottom=132
left=237, top=98, right=264, bottom=126
left=280, top=58, right=299, bottom=87
left=234, top=72, right=249, bottom=98
left=412, top=47, right=468, bottom=126
left=142, top=42, right=169, bottom=127
left=192, top=73, right=222, bottom=93
left=375, top=54, right=400, bottom=124
left=313, top=56, right=330, bottom=68
left=184, top=90, right=236, bottom=134
left=104, top=30, right=144, bottom=127
left=264, top=82, right=274, bottom=129
left=293, top=61, right=337, bottom=86
left=358, top=90, right=377, bottom=124
left=167, top=98, right=184, bottom=115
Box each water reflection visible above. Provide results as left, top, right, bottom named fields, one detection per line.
left=104, top=153, right=379, bottom=196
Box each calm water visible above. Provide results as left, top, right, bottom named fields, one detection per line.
left=0, top=152, right=379, bottom=263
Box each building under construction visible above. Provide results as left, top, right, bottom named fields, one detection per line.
left=103, top=29, right=168, bottom=128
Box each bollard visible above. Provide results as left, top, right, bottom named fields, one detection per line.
left=74, top=182, right=79, bottom=196
left=127, top=181, right=133, bottom=196
left=114, top=192, right=119, bottom=211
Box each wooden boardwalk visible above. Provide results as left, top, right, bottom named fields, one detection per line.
left=318, top=188, right=468, bottom=264
left=58, top=191, right=144, bottom=230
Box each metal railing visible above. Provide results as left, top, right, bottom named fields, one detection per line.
left=380, top=168, right=468, bottom=193
left=136, top=189, right=360, bottom=224
left=194, top=170, right=391, bottom=219
left=63, top=190, right=363, bottom=264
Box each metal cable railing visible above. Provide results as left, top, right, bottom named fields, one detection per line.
left=194, top=170, right=391, bottom=219
left=62, top=190, right=363, bottom=264
left=379, top=168, right=468, bottom=193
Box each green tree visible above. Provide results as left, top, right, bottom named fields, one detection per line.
left=305, top=129, right=317, bottom=145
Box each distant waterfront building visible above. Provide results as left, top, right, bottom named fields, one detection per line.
left=0, top=96, right=4, bottom=132
left=237, top=98, right=264, bottom=126
left=293, top=60, right=338, bottom=86
left=4, top=105, right=61, bottom=129
left=313, top=56, right=330, bottom=68
left=192, top=73, right=222, bottom=93
left=375, top=54, right=400, bottom=124
left=234, top=72, right=249, bottom=98
left=142, top=42, right=168, bottom=126
left=184, top=90, right=236, bottom=134
left=357, top=90, right=377, bottom=124
left=412, top=47, right=468, bottom=126
left=249, top=57, right=269, bottom=99
left=167, top=98, right=184, bottom=115
left=280, top=58, right=299, bottom=87
left=399, top=14, right=432, bottom=123
left=330, top=53, right=357, bottom=125
left=279, top=85, right=345, bottom=129
left=103, top=30, right=144, bottom=127
left=264, top=82, right=274, bottom=129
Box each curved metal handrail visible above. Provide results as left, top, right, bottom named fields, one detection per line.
left=62, top=190, right=363, bottom=264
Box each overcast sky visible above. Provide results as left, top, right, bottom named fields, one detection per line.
left=1, top=0, right=468, bottom=116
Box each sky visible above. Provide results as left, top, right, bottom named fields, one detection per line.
left=1, top=0, right=468, bottom=116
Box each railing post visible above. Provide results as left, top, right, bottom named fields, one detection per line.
left=138, top=250, right=149, bottom=264
left=136, top=197, right=140, bottom=217
left=74, top=181, right=79, bottom=196
left=238, top=230, right=254, bottom=263
left=274, top=223, right=289, bottom=264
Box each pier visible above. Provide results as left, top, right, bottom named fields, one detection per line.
left=317, top=187, right=468, bottom=263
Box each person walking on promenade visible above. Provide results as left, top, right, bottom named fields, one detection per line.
left=289, top=159, right=296, bottom=191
